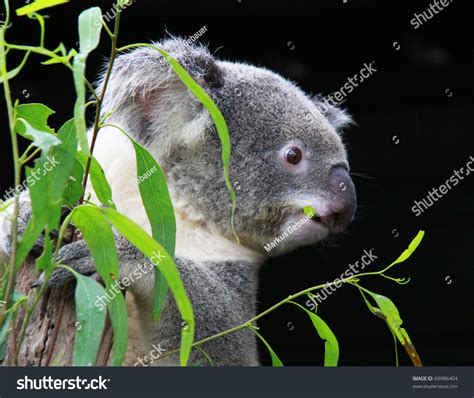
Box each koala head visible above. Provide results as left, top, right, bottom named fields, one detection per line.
left=102, top=38, right=356, bottom=257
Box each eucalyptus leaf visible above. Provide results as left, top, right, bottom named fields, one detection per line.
left=71, top=206, right=118, bottom=286
left=63, top=159, right=84, bottom=206
left=15, top=103, right=55, bottom=135
left=49, top=119, right=78, bottom=205
left=251, top=328, right=283, bottom=367
left=70, top=205, right=128, bottom=365
left=16, top=119, right=61, bottom=154
left=289, top=301, right=339, bottom=366
left=16, top=0, right=69, bottom=16
left=106, top=290, right=128, bottom=366
left=73, top=7, right=103, bottom=154
left=76, top=152, right=115, bottom=209
left=0, top=51, right=31, bottom=83
left=70, top=269, right=107, bottom=366
left=152, top=47, right=238, bottom=240
left=100, top=208, right=194, bottom=366
left=131, top=140, right=175, bottom=320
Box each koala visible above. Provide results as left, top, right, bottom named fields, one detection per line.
left=0, top=38, right=356, bottom=366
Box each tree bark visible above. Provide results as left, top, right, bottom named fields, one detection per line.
left=4, top=257, right=76, bottom=366
left=2, top=256, right=145, bottom=366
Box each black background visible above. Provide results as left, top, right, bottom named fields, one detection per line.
left=0, top=0, right=473, bottom=366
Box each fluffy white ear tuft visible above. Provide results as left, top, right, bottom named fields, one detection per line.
left=312, top=96, right=354, bottom=132
left=98, top=37, right=223, bottom=154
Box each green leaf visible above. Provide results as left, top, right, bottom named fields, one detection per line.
left=16, top=0, right=69, bottom=16
left=0, top=51, right=31, bottom=83
left=16, top=118, right=61, bottom=154
left=71, top=206, right=118, bottom=286
left=15, top=103, right=59, bottom=155
left=63, top=159, right=84, bottom=206
left=70, top=206, right=128, bottom=365
left=388, top=230, right=425, bottom=268
left=26, top=156, right=61, bottom=228
left=289, top=301, right=339, bottom=366
left=103, top=124, right=176, bottom=320
left=78, top=7, right=102, bottom=53
left=42, top=48, right=77, bottom=65
left=15, top=103, right=55, bottom=135
left=100, top=208, right=194, bottom=367
left=73, top=7, right=103, bottom=154
left=131, top=141, right=175, bottom=320
left=76, top=152, right=115, bottom=209
left=15, top=219, right=44, bottom=271
left=107, top=291, right=128, bottom=366
left=49, top=119, right=78, bottom=205
left=357, top=286, right=422, bottom=366
left=69, top=269, right=107, bottom=366
left=0, top=310, right=13, bottom=360
left=35, top=233, right=53, bottom=274
left=251, top=328, right=283, bottom=367
left=152, top=47, right=238, bottom=241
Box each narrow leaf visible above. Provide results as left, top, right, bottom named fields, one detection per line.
left=16, top=0, right=69, bottom=16
left=69, top=269, right=107, bottom=366
left=289, top=301, right=339, bottom=366
left=388, top=230, right=425, bottom=268
left=251, top=328, right=283, bottom=367
left=100, top=208, right=194, bottom=366
left=107, top=290, right=128, bottom=366
left=131, top=141, right=175, bottom=320
left=73, top=7, right=102, bottom=154
left=76, top=152, right=115, bottom=209
left=0, top=51, right=31, bottom=83
left=153, top=47, right=238, bottom=241
left=71, top=206, right=118, bottom=285
left=63, top=159, right=84, bottom=206
left=49, top=119, right=78, bottom=204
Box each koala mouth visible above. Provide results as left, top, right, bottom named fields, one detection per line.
left=308, top=212, right=322, bottom=222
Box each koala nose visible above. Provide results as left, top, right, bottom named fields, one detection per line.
left=320, top=165, right=357, bottom=232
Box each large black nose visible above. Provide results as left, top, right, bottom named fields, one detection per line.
left=321, top=166, right=357, bottom=232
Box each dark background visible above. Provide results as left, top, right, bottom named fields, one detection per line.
left=1, top=0, right=473, bottom=366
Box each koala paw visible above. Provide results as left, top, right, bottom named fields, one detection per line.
left=32, top=240, right=96, bottom=289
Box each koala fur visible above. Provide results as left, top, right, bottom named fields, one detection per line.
left=0, top=38, right=356, bottom=366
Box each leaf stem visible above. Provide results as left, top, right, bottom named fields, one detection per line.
left=0, top=0, right=22, bottom=327
left=79, top=3, right=122, bottom=205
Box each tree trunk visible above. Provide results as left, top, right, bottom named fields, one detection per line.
left=3, top=256, right=146, bottom=366
left=4, top=257, right=76, bottom=366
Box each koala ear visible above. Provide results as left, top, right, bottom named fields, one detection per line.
left=99, top=37, right=223, bottom=153
left=313, top=96, right=353, bottom=132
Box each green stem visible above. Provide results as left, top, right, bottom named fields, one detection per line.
left=0, top=0, right=22, bottom=329
left=157, top=279, right=346, bottom=361
left=14, top=281, right=47, bottom=363
left=79, top=2, right=122, bottom=204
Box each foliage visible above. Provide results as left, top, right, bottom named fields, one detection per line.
left=0, top=0, right=425, bottom=367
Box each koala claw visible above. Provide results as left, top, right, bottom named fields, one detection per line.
left=30, top=273, right=45, bottom=289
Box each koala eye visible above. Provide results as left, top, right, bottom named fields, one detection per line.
left=285, top=147, right=303, bottom=165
